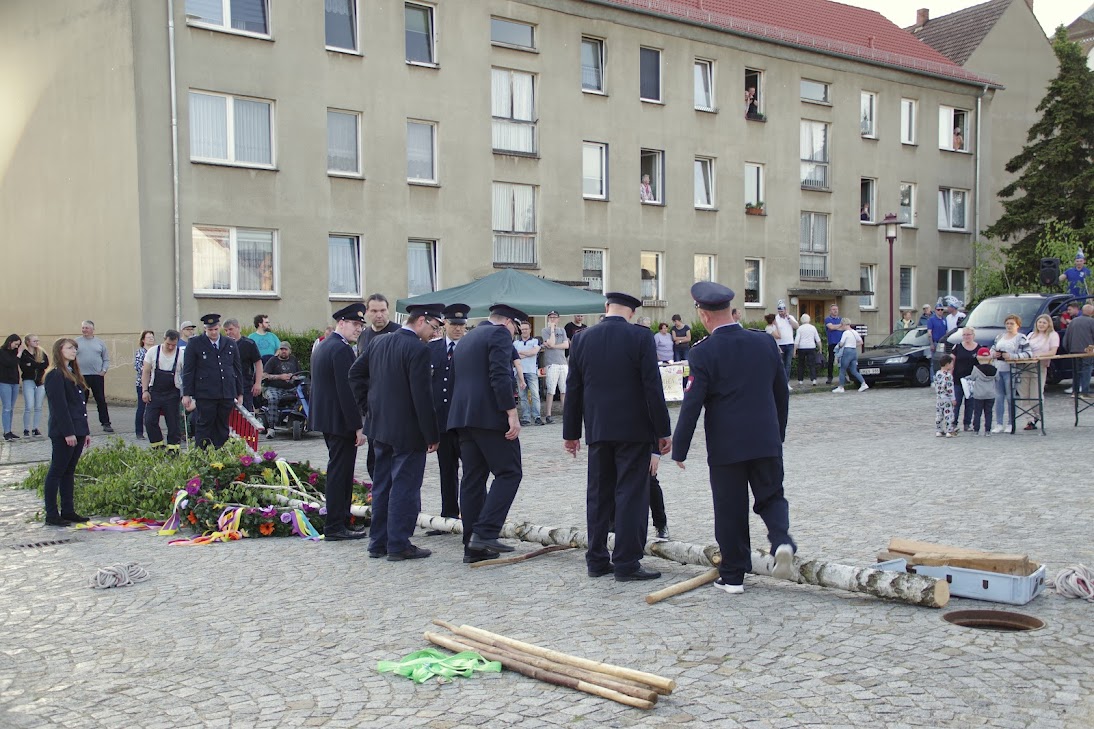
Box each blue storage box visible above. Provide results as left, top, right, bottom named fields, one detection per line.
left=875, top=558, right=1046, bottom=606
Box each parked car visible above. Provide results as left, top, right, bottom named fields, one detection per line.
left=859, top=327, right=932, bottom=387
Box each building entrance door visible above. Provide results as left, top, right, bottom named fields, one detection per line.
left=797, top=299, right=831, bottom=325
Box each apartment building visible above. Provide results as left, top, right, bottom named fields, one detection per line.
left=0, top=0, right=998, bottom=398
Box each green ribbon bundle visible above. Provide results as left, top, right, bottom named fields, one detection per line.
left=377, top=649, right=502, bottom=684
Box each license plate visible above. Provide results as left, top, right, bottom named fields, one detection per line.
left=859, top=368, right=880, bottom=375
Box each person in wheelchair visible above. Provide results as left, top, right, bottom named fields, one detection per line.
left=262, top=342, right=301, bottom=433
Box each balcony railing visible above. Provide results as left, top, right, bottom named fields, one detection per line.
left=800, top=162, right=829, bottom=190
left=493, top=234, right=537, bottom=266
left=799, top=254, right=829, bottom=280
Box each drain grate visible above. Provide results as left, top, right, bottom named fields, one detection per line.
left=10, top=538, right=75, bottom=550
left=943, top=609, right=1045, bottom=632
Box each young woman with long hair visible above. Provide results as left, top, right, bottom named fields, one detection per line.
left=0, top=333, right=25, bottom=441
left=42, top=338, right=92, bottom=526
left=19, top=334, right=49, bottom=437
left=134, top=330, right=155, bottom=439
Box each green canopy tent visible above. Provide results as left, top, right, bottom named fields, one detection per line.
left=396, top=268, right=608, bottom=317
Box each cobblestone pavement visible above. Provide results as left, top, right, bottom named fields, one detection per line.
left=1, top=386, right=1091, bottom=728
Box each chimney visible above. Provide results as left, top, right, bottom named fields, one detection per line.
left=916, top=8, right=930, bottom=28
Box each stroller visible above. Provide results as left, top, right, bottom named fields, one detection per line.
left=262, top=371, right=311, bottom=440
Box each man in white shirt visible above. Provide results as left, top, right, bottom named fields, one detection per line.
left=773, top=301, right=798, bottom=386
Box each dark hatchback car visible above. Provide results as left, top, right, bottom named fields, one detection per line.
left=859, top=327, right=932, bottom=387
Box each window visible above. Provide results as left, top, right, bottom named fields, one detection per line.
left=192, top=225, right=276, bottom=294
left=744, top=258, right=762, bottom=304
left=581, top=37, right=605, bottom=92
left=189, top=91, right=273, bottom=167
left=899, top=182, right=916, bottom=226
left=325, top=0, right=357, bottom=51
left=938, top=268, right=966, bottom=303
left=407, top=120, right=436, bottom=183
left=859, top=265, right=877, bottom=309
left=186, top=0, right=268, bottom=36
left=694, top=254, right=715, bottom=283
left=328, top=234, right=361, bottom=297
left=861, top=92, right=877, bottom=138
left=491, top=68, right=536, bottom=154
left=901, top=98, right=917, bottom=144
left=938, top=187, right=969, bottom=230
left=799, top=212, right=829, bottom=279
left=640, top=149, right=664, bottom=204
left=899, top=266, right=914, bottom=309
left=694, top=59, right=714, bottom=111
left=800, top=79, right=830, bottom=103
left=582, top=142, right=607, bottom=199
left=492, top=182, right=536, bottom=265
left=405, top=2, right=435, bottom=65
left=860, top=178, right=876, bottom=223
left=800, top=121, right=829, bottom=190
left=327, top=110, right=360, bottom=175
left=939, top=106, right=969, bottom=151
left=744, top=163, right=764, bottom=211
left=491, top=18, right=534, bottom=49
left=744, top=68, right=764, bottom=119
left=694, top=157, right=714, bottom=209
left=408, top=239, right=437, bottom=296
left=640, top=251, right=663, bottom=301
left=640, top=47, right=661, bottom=102
left=583, top=249, right=606, bottom=294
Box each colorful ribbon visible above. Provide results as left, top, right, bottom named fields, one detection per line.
left=167, top=506, right=244, bottom=546
left=75, top=518, right=164, bottom=532
left=158, top=490, right=188, bottom=535
left=289, top=509, right=323, bottom=541
left=377, top=649, right=501, bottom=684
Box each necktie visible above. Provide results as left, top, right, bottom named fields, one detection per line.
left=447, top=342, right=455, bottom=360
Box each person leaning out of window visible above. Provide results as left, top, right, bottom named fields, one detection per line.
left=20, top=334, right=49, bottom=437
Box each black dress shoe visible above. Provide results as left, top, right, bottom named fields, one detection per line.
left=102, top=424, right=114, bottom=433
left=587, top=564, right=613, bottom=578
left=615, top=567, right=662, bottom=582
left=463, top=548, right=500, bottom=564
left=60, top=512, right=89, bottom=523
left=346, top=523, right=368, bottom=533
left=469, top=535, right=514, bottom=553
left=325, top=528, right=367, bottom=541
left=387, top=545, right=432, bottom=561
left=44, top=515, right=71, bottom=527
left=655, top=526, right=670, bottom=540
left=368, top=549, right=387, bottom=558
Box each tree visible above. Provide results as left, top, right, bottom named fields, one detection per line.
left=983, top=27, right=1094, bottom=289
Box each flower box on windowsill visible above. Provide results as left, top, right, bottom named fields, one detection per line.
left=745, top=205, right=766, bottom=216
left=746, top=112, right=766, bottom=122
left=642, top=299, right=668, bottom=308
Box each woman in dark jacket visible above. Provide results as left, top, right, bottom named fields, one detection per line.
left=42, top=338, right=92, bottom=526
left=950, top=326, right=979, bottom=433
left=20, top=334, right=49, bottom=437
left=1, top=334, right=24, bottom=441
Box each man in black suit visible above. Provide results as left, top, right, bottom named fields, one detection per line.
left=427, top=303, right=470, bottom=530
left=447, top=303, right=527, bottom=563
left=181, top=314, right=243, bottom=449
left=563, top=293, right=672, bottom=582
left=360, top=293, right=402, bottom=479
left=672, top=282, right=796, bottom=595
left=309, top=303, right=368, bottom=542
left=349, top=304, right=441, bottom=561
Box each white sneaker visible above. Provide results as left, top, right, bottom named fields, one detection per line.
left=859, top=383, right=870, bottom=392
left=832, top=387, right=845, bottom=393
left=811, top=380, right=817, bottom=386
left=991, top=424, right=1004, bottom=433
left=713, top=578, right=744, bottom=595
left=772, top=544, right=795, bottom=580
left=788, top=383, right=793, bottom=391
left=1064, top=387, right=1073, bottom=394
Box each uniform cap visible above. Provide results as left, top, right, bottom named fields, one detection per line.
left=442, top=303, right=470, bottom=324
left=690, top=282, right=734, bottom=311
left=489, top=303, right=529, bottom=324
left=605, top=292, right=643, bottom=310
left=200, top=313, right=221, bottom=327
left=407, top=303, right=445, bottom=320
left=332, top=303, right=367, bottom=322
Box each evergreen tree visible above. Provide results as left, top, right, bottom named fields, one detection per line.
left=984, top=27, right=1094, bottom=288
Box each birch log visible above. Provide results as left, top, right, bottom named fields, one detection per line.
left=417, top=513, right=949, bottom=608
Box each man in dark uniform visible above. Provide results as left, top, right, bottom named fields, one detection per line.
left=427, top=303, right=470, bottom=531
left=563, top=293, right=672, bottom=582
left=223, top=318, right=263, bottom=413
left=672, top=282, right=797, bottom=595
left=360, top=293, right=402, bottom=479
left=309, top=303, right=368, bottom=541
left=181, top=314, right=243, bottom=449
left=349, top=304, right=442, bottom=561
left=447, top=303, right=527, bottom=563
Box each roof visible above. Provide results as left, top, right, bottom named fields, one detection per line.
left=584, top=0, right=1000, bottom=87
left=907, top=0, right=1011, bottom=66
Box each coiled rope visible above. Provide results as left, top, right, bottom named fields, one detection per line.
left=88, top=563, right=149, bottom=589
left=1048, top=565, right=1094, bottom=602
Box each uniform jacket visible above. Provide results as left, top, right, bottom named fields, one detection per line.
left=309, top=332, right=362, bottom=436
left=672, top=323, right=789, bottom=465
left=447, top=321, right=517, bottom=432
left=44, top=369, right=90, bottom=439
left=348, top=328, right=438, bottom=451
left=430, top=338, right=457, bottom=433
left=181, top=334, right=243, bottom=400
left=562, top=315, right=671, bottom=444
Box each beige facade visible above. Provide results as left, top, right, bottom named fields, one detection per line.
left=1, top=0, right=999, bottom=401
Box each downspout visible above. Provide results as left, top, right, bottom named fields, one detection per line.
left=973, top=84, right=987, bottom=300
left=168, top=0, right=181, bottom=327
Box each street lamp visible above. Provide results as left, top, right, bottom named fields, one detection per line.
left=882, top=213, right=900, bottom=334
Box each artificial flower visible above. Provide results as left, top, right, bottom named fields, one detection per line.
left=280, top=512, right=293, bottom=523
left=187, top=512, right=197, bottom=524
left=307, top=472, right=319, bottom=485
left=259, top=522, right=275, bottom=536
left=262, top=450, right=278, bottom=461
left=210, top=462, right=224, bottom=470
left=239, top=455, right=255, bottom=467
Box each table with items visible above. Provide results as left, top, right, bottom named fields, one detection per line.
left=1007, top=351, right=1094, bottom=434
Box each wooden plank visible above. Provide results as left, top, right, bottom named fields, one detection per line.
left=887, top=538, right=994, bottom=558
left=908, top=552, right=1038, bottom=576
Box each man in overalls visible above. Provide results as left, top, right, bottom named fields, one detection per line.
left=141, top=330, right=183, bottom=450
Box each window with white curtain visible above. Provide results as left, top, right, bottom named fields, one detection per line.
left=186, top=0, right=269, bottom=35
left=407, top=239, right=438, bottom=296
left=694, top=254, right=715, bottom=282
left=901, top=98, right=917, bottom=144
left=325, top=0, right=357, bottom=52
left=938, top=268, right=966, bottom=302
left=694, top=157, right=714, bottom=209
left=407, top=120, right=436, bottom=182
left=581, top=37, right=605, bottom=92
left=899, top=182, right=916, bottom=226
left=582, top=142, right=607, bottom=199
left=859, top=265, right=877, bottom=309
left=405, top=3, right=436, bottom=65
left=492, top=182, right=536, bottom=264
left=327, top=110, right=359, bottom=175
left=938, top=187, right=968, bottom=230
left=800, top=121, right=829, bottom=189
left=328, top=234, right=361, bottom=297
left=582, top=249, right=606, bottom=293
left=491, top=68, right=536, bottom=154
left=899, top=266, right=914, bottom=309
left=861, top=92, right=877, bottom=138
left=192, top=225, right=276, bottom=294
left=744, top=163, right=764, bottom=210
left=694, top=59, right=714, bottom=111
left=189, top=91, right=273, bottom=166
left=799, top=212, right=829, bottom=279
left=640, top=47, right=661, bottom=102
left=744, top=258, right=762, bottom=304
left=641, top=251, right=663, bottom=300
left=939, top=106, right=970, bottom=151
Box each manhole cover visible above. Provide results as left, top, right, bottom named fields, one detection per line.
left=943, top=609, right=1045, bottom=632
left=10, top=538, right=74, bottom=550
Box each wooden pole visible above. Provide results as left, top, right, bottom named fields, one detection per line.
left=468, top=545, right=573, bottom=569
left=645, top=568, right=720, bottom=605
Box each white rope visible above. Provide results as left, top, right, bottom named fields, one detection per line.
left=88, top=563, right=150, bottom=589
left=1048, top=565, right=1094, bottom=602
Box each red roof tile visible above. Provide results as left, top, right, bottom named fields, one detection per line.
left=586, top=0, right=1000, bottom=87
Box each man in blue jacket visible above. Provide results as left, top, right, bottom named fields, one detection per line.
left=564, top=292, right=672, bottom=582
left=672, top=282, right=796, bottom=595
left=180, top=313, right=243, bottom=449
left=428, top=303, right=470, bottom=529
left=350, top=303, right=442, bottom=561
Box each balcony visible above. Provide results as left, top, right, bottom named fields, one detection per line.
left=493, top=234, right=537, bottom=267
left=800, top=162, right=829, bottom=191
left=799, top=254, right=829, bottom=280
